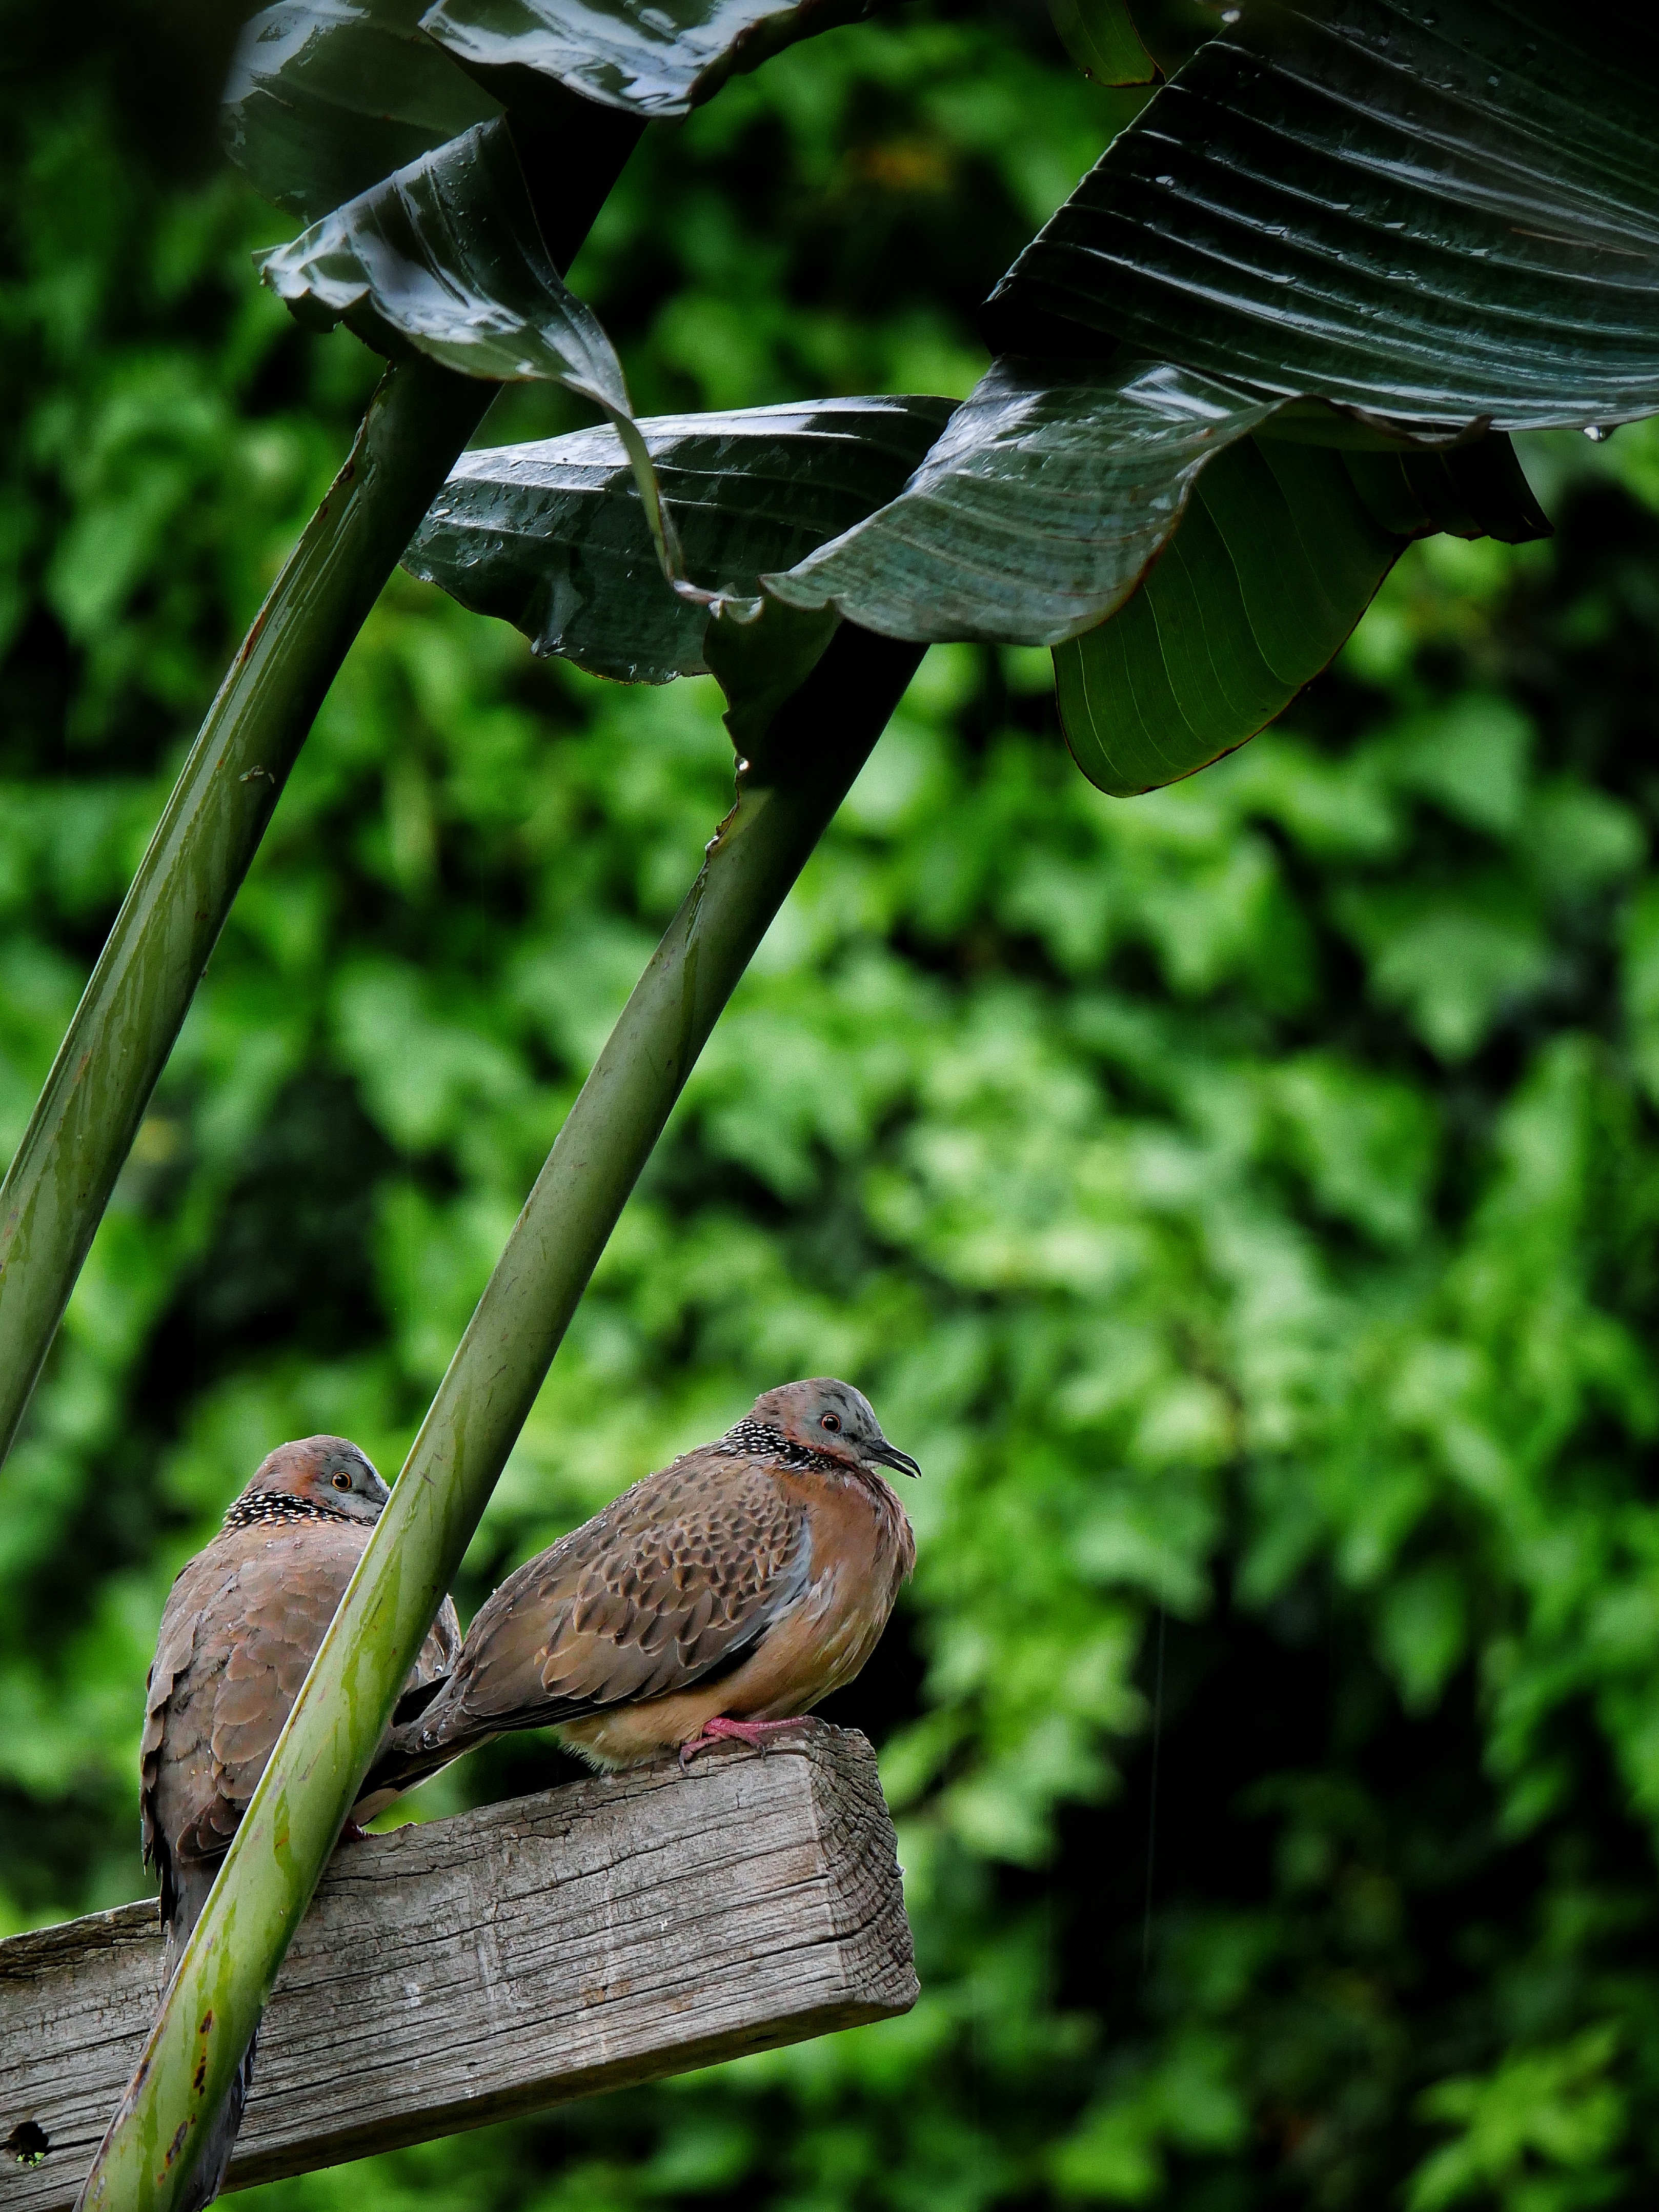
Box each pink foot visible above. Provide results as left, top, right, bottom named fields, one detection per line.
left=678, top=1716, right=808, bottom=1769
left=336, top=1820, right=369, bottom=1845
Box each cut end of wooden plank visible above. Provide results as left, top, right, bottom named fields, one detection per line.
left=0, top=1721, right=915, bottom=2210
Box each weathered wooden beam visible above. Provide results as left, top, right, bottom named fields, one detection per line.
left=0, top=1724, right=914, bottom=2209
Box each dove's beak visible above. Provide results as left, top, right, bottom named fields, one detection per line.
left=867, top=1439, right=922, bottom=1479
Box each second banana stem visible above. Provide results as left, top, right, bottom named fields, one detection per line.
left=75, top=623, right=926, bottom=2212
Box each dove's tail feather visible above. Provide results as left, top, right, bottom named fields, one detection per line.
left=175, top=2023, right=258, bottom=2212
left=160, top=1857, right=261, bottom=2211
left=161, top=1854, right=216, bottom=1981
left=355, top=1714, right=493, bottom=1809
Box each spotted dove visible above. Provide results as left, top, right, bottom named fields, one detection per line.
left=367, top=1378, right=918, bottom=1796
left=139, top=1434, right=460, bottom=2210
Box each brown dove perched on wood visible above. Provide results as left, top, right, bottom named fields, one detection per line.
left=140, top=1435, right=460, bottom=2211
left=365, top=1378, right=918, bottom=1796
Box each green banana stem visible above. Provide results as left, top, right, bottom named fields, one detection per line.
left=0, top=355, right=491, bottom=1466
left=74, top=624, right=925, bottom=2212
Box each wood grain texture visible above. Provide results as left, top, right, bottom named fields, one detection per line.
left=0, top=1723, right=914, bottom=2209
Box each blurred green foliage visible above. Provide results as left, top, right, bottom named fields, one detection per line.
left=9, top=7, right=1659, bottom=2209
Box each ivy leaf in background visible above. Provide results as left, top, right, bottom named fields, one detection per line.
left=258, top=118, right=681, bottom=571
left=406, top=394, right=954, bottom=682
left=422, top=0, right=875, bottom=117
left=1060, top=430, right=1551, bottom=794
left=222, top=0, right=499, bottom=223
left=1046, top=0, right=1158, bottom=87
left=985, top=0, right=1659, bottom=432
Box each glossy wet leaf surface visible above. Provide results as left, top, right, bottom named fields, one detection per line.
left=259, top=120, right=690, bottom=576
left=257, top=121, right=620, bottom=397
left=762, top=355, right=1287, bottom=645
left=987, top=0, right=1659, bottom=432
left=1058, top=431, right=1551, bottom=796
left=223, top=0, right=499, bottom=224
left=406, top=394, right=954, bottom=681
left=421, top=0, right=873, bottom=117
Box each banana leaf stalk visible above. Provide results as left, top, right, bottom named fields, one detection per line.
left=74, top=622, right=926, bottom=2212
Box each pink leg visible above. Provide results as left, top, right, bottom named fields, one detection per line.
left=336, top=1819, right=369, bottom=1845
left=678, top=1716, right=810, bottom=1769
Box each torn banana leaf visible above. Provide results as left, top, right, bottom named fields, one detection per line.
left=406, top=394, right=956, bottom=681
left=985, top=0, right=1659, bottom=434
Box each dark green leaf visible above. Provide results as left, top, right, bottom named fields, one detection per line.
left=986, top=1, right=1659, bottom=433
left=762, top=355, right=1288, bottom=645
left=1058, top=437, right=1403, bottom=795
left=223, top=0, right=499, bottom=224
left=1055, top=429, right=1551, bottom=796
left=257, top=119, right=681, bottom=569
left=420, top=0, right=874, bottom=119
left=1047, top=0, right=1158, bottom=88
left=1343, top=438, right=1552, bottom=545
left=406, top=394, right=955, bottom=681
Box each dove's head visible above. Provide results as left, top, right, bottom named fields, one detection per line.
left=753, top=1378, right=921, bottom=1480
left=248, top=1435, right=391, bottom=1525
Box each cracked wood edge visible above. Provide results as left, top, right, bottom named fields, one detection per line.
left=0, top=1721, right=916, bottom=2209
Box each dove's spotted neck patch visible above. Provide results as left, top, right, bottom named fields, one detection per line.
left=221, top=1489, right=370, bottom=1533
left=715, top=1418, right=848, bottom=1475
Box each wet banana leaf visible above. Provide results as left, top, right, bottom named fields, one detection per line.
left=258, top=118, right=679, bottom=569
left=223, top=0, right=498, bottom=223
left=1058, top=431, right=1551, bottom=796
left=1047, top=0, right=1158, bottom=87
left=406, top=394, right=955, bottom=681
left=985, top=0, right=1659, bottom=434
left=421, top=0, right=873, bottom=118
left=761, top=355, right=1289, bottom=646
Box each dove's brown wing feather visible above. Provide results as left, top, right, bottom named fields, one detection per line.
left=144, top=1520, right=461, bottom=1934
left=430, top=1451, right=811, bottom=1741
left=145, top=1521, right=372, bottom=1910
left=141, top=1549, right=225, bottom=1919
left=209, top=1543, right=347, bottom=1793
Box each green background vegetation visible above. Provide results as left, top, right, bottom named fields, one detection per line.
left=9, top=7, right=1659, bottom=2207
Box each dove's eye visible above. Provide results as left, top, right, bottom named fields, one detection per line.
left=331, top=1471, right=352, bottom=1491
left=821, top=1413, right=841, bottom=1432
